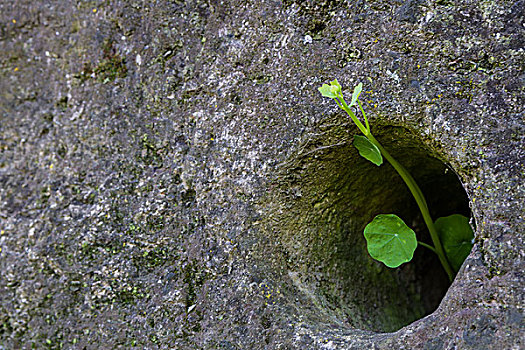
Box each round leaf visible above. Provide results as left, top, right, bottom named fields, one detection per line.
left=435, top=214, right=474, bottom=272
left=364, top=214, right=417, bottom=268
left=353, top=135, right=383, bottom=166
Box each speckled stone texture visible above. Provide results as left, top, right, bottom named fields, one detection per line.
left=0, top=0, right=523, bottom=349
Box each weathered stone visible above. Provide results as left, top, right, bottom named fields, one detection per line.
left=0, top=0, right=522, bottom=348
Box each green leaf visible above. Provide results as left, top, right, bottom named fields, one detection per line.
left=318, top=84, right=338, bottom=98
left=319, top=79, right=342, bottom=98
left=353, top=135, right=383, bottom=166
left=364, top=214, right=417, bottom=268
left=350, top=82, right=363, bottom=107
left=435, top=214, right=474, bottom=272
left=318, top=84, right=337, bottom=98
left=330, top=79, right=342, bottom=91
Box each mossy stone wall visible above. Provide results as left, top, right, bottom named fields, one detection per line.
left=0, top=0, right=522, bottom=348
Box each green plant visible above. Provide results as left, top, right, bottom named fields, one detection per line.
left=319, top=80, right=474, bottom=281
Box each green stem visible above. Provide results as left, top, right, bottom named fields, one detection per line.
left=357, top=100, right=370, bottom=134
left=366, top=134, right=454, bottom=281
left=337, top=98, right=368, bottom=135
left=418, top=241, right=437, bottom=254
left=329, top=83, right=454, bottom=281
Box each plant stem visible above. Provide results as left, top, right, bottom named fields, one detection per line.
left=418, top=241, right=437, bottom=254
left=338, top=98, right=368, bottom=135
left=357, top=100, right=370, bottom=134
left=334, top=91, right=454, bottom=281
left=366, top=134, right=454, bottom=282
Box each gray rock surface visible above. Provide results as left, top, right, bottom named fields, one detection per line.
left=0, top=0, right=523, bottom=348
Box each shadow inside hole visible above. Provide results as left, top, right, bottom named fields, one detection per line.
left=268, top=124, right=471, bottom=333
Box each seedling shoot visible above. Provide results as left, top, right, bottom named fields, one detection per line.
left=319, top=80, right=474, bottom=281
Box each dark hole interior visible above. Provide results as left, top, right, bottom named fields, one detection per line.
left=269, top=124, right=472, bottom=333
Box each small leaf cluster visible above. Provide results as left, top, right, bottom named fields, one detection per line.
left=318, top=79, right=343, bottom=99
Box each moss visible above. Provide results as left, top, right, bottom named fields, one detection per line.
left=115, top=285, right=146, bottom=304
left=132, top=247, right=180, bottom=271
left=94, top=46, right=127, bottom=84
left=136, top=133, right=165, bottom=166
left=55, top=96, right=69, bottom=111
left=183, top=263, right=209, bottom=309
left=80, top=240, right=121, bottom=259
left=73, top=40, right=127, bottom=84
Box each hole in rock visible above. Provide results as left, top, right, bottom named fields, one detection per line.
left=270, top=125, right=471, bottom=333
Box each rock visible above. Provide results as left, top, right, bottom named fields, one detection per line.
left=0, top=0, right=522, bottom=348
